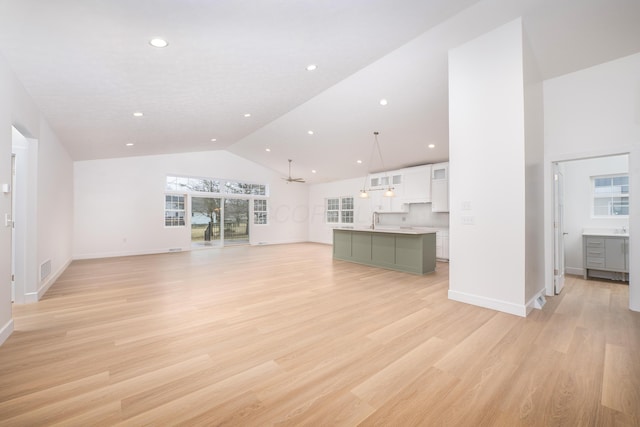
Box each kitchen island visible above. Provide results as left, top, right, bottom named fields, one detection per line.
left=333, top=228, right=437, bottom=275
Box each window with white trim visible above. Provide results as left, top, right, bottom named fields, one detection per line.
left=166, top=175, right=268, bottom=196
left=165, top=194, right=186, bottom=227
left=592, top=174, right=629, bottom=217
left=326, top=196, right=354, bottom=224
left=341, top=197, right=354, bottom=223
left=254, top=199, right=268, bottom=225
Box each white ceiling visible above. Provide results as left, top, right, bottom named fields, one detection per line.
left=1, top=0, right=639, bottom=183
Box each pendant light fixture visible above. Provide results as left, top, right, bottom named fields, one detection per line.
left=360, top=131, right=394, bottom=198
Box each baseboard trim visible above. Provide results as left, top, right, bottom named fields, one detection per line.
left=525, top=289, right=547, bottom=315
left=0, top=318, right=14, bottom=346
left=38, top=258, right=72, bottom=300
left=73, top=248, right=180, bottom=260
left=73, top=240, right=310, bottom=260
left=565, top=267, right=583, bottom=276
left=448, top=290, right=527, bottom=317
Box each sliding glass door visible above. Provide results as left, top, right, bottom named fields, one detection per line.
left=223, top=198, right=249, bottom=245
left=190, top=197, right=249, bottom=247
left=191, top=197, right=222, bottom=248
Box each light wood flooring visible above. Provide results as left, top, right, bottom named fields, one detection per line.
left=0, top=243, right=638, bottom=426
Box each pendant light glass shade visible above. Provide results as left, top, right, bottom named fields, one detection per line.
left=360, top=131, right=394, bottom=197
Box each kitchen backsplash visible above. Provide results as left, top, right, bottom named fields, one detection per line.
left=378, top=203, right=449, bottom=228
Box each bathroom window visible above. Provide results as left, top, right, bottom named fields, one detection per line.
left=592, top=174, right=629, bottom=217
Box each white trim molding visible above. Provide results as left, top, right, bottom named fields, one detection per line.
left=448, top=290, right=527, bottom=317
left=0, top=319, right=14, bottom=346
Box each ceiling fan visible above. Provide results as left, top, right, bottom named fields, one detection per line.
left=283, top=159, right=305, bottom=183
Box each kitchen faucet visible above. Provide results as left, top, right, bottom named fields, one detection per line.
left=371, top=212, right=378, bottom=230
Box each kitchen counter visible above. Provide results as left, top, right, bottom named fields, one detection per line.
left=333, top=228, right=436, bottom=275
left=582, top=228, right=629, bottom=238
left=335, top=226, right=438, bottom=235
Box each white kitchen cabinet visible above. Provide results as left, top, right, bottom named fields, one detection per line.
left=435, top=229, right=449, bottom=260
left=431, top=162, right=449, bottom=212
left=369, top=171, right=405, bottom=212
left=369, top=186, right=406, bottom=213
left=402, top=164, right=431, bottom=203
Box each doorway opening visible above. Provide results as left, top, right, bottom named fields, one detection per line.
left=553, top=153, right=630, bottom=294
left=10, top=126, right=38, bottom=304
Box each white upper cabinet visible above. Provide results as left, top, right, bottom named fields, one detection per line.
left=369, top=171, right=405, bottom=212
left=402, top=164, right=431, bottom=203
left=431, top=162, right=449, bottom=212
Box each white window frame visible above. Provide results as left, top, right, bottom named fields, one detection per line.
left=165, top=194, right=186, bottom=227
left=341, top=196, right=354, bottom=224
left=254, top=199, right=268, bottom=225
left=592, top=174, right=629, bottom=218
left=326, top=196, right=354, bottom=224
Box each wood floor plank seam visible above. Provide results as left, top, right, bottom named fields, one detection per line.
left=0, top=243, right=638, bottom=425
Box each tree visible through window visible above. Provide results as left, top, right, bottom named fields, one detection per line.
left=593, top=174, right=629, bottom=216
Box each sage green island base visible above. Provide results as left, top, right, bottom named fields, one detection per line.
left=333, top=228, right=437, bottom=275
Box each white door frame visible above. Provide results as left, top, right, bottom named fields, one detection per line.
left=553, top=163, right=565, bottom=294
left=11, top=127, right=39, bottom=304
left=545, top=150, right=633, bottom=303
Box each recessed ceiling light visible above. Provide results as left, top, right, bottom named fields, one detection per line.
left=265, top=148, right=271, bottom=152
left=308, top=130, right=314, bottom=135
left=211, top=138, right=217, bottom=142
left=379, top=99, right=388, bottom=106
left=312, top=170, right=317, bottom=174
left=306, top=64, right=317, bottom=71
left=133, top=112, right=143, bottom=117
left=149, top=38, right=168, bottom=48
left=126, top=143, right=134, bottom=147
left=244, top=113, right=251, bottom=118
left=357, top=160, right=363, bottom=164
left=428, top=144, right=435, bottom=149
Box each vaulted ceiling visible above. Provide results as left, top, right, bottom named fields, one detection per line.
left=1, top=0, right=639, bottom=183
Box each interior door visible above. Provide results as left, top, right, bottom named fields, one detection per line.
left=553, top=163, right=566, bottom=294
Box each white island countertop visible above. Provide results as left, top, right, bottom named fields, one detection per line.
left=335, top=226, right=439, bottom=235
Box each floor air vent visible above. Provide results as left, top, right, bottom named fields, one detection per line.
left=40, top=259, right=52, bottom=282
left=533, top=295, right=546, bottom=309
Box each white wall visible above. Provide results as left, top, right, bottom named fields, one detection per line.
left=448, top=19, right=529, bottom=316
left=73, top=150, right=308, bottom=259
left=0, top=55, right=15, bottom=344
left=0, top=53, right=74, bottom=345
left=523, top=30, right=546, bottom=304
left=36, top=122, right=74, bottom=300
left=562, top=155, right=629, bottom=275
left=308, top=177, right=371, bottom=244
left=544, top=53, right=640, bottom=311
